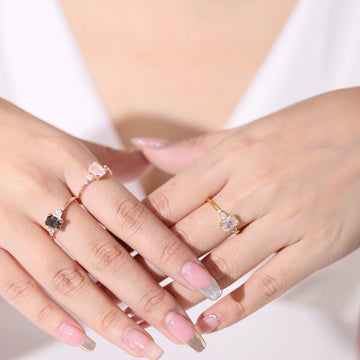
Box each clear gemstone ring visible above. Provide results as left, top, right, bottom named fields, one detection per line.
left=45, top=196, right=77, bottom=239
left=206, top=198, right=240, bottom=235
left=78, top=161, right=112, bottom=203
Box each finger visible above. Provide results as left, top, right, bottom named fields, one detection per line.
left=0, top=248, right=96, bottom=352
left=47, top=201, right=207, bottom=351
left=64, top=155, right=222, bottom=302
left=132, top=130, right=235, bottom=174
left=143, top=148, right=228, bottom=226
left=4, top=220, right=164, bottom=359
left=81, top=140, right=150, bottom=182
left=196, top=240, right=319, bottom=334
left=134, top=190, right=252, bottom=281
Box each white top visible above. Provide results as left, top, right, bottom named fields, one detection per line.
left=0, top=1, right=359, bottom=359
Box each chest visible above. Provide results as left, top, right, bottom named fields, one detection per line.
left=61, top=0, right=296, bottom=140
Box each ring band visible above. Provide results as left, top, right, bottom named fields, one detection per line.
left=78, top=161, right=112, bottom=202
left=45, top=196, right=77, bottom=239
left=206, top=198, right=240, bottom=235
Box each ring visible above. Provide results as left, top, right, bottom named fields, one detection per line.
left=45, top=196, right=77, bottom=239
left=78, top=161, right=112, bottom=202
left=206, top=198, right=240, bottom=235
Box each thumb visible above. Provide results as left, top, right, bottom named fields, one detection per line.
left=131, top=129, right=235, bottom=174
left=81, top=139, right=151, bottom=182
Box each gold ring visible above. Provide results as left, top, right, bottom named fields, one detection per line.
left=206, top=198, right=240, bottom=235
left=78, top=161, right=112, bottom=203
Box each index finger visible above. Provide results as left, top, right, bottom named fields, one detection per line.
left=65, top=157, right=222, bottom=301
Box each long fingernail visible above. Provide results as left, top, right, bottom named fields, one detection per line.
left=131, top=137, right=171, bottom=149
left=165, top=312, right=206, bottom=352
left=181, top=260, right=222, bottom=301
left=196, top=313, right=221, bottom=334
left=124, top=328, right=164, bottom=359
left=59, top=323, right=96, bottom=352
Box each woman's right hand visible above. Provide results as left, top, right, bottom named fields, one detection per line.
left=0, top=98, right=221, bottom=358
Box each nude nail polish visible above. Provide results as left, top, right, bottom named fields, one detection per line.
left=181, top=260, right=222, bottom=301
left=124, top=328, right=164, bottom=359
left=131, top=137, right=171, bottom=149
left=59, top=323, right=96, bottom=352
left=196, top=313, right=221, bottom=334
left=165, top=312, right=206, bottom=352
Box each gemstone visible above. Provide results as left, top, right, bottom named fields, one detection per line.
left=87, top=174, right=93, bottom=181
left=45, top=214, right=63, bottom=230
left=220, top=212, right=227, bottom=220
left=55, top=209, right=62, bottom=217
left=221, top=215, right=239, bottom=233
left=88, top=162, right=106, bottom=177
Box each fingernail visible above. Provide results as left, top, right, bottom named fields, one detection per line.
left=165, top=312, right=206, bottom=352
left=181, top=260, right=222, bottom=301
left=196, top=313, right=221, bottom=334
left=59, top=323, right=96, bottom=352
left=131, top=137, right=171, bottom=149
left=124, top=328, right=164, bottom=359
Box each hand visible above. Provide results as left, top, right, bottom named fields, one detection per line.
left=134, top=88, right=360, bottom=334
left=0, top=98, right=221, bottom=357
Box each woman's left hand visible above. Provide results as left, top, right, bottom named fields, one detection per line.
left=133, top=88, right=360, bottom=334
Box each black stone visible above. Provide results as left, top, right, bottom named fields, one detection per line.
left=45, top=214, right=62, bottom=229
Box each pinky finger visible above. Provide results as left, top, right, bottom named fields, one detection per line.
left=196, top=240, right=320, bottom=333
left=0, top=248, right=96, bottom=352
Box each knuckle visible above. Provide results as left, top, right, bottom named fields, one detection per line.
left=36, top=302, right=58, bottom=326
left=6, top=279, right=37, bottom=303
left=227, top=133, right=253, bottom=153
left=53, top=267, right=88, bottom=298
left=144, top=192, right=172, bottom=224
left=158, top=238, right=183, bottom=266
left=98, top=308, right=121, bottom=332
left=139, top=287, right=167, bottom=316
left=38, top=133, right=85, bottom=163
left=114, top=198, right=146, bottom=235
left=90, top=242, right=126, bottom=275
left=251, top=272, right=284, bottom=299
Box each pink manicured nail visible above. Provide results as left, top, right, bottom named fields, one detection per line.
left=196, top=313, right=221, bottom=334
left=131, top=137, right=171, bottom=149
left=124, top=328, right=164, bottom=359
left=165, top=312, right=206, bottom=352
left=181, top=260, right=222, bottom=301
left=59, top=323, right=96, bottom=352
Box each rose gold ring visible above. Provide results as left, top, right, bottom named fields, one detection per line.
left=78, top=161, right=112, bottom=203
left=45, top=196, right=77, bottom=239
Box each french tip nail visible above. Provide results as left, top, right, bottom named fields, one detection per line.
left=182, top=261, right=222, bottom=301
left=145, top=342, right=165, bottom=359
left=78, top=335, right=96, bottom=352
left=186, top=330, right=207, bottom=352
left=199, top=278, right=222, bottom=301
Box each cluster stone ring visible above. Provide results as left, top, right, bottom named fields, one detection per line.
left=206, top=198, right=241, bottom=235
left=78, top=161, right=112, bottom=203
left=45, top=197, right=77, bottom=239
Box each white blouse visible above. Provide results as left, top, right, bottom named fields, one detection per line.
left=0, top=0, right=359, bottom=359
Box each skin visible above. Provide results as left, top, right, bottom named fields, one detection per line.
left=0, top=98, right=221, bottom=357
left=60, top=0, right=298, bottom=193
left=136, top=88, right=360, bottom=334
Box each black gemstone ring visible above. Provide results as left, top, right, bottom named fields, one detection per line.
left=45, top=197, right=77, bottom=239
